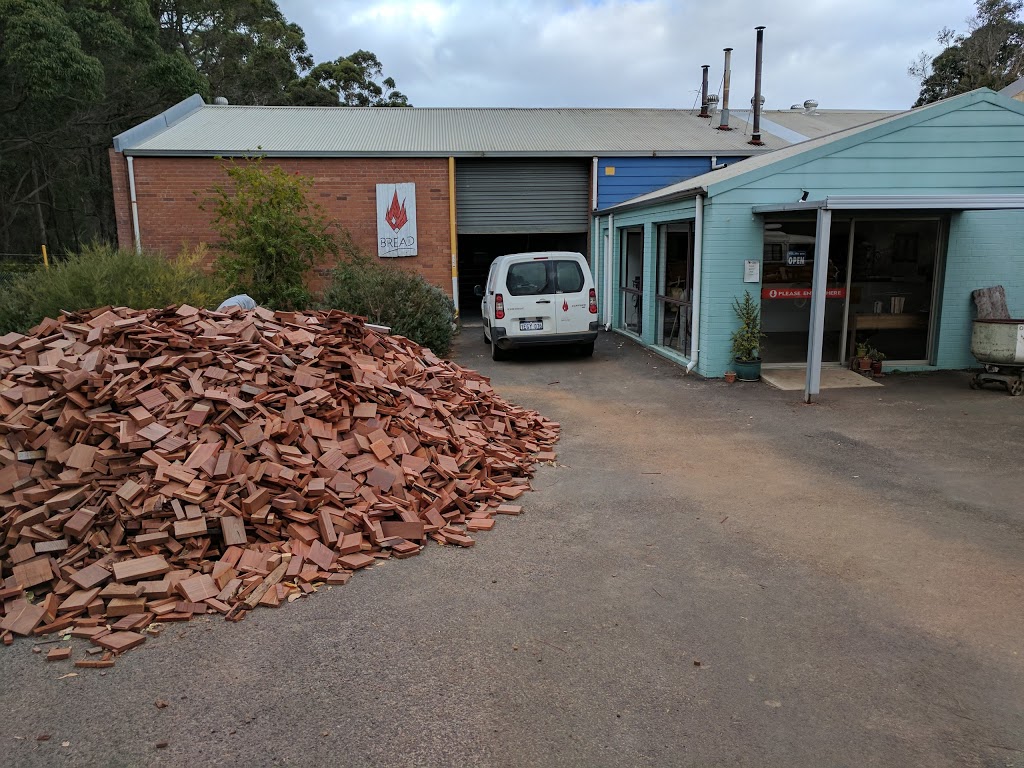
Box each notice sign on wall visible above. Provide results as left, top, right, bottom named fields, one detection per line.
left=762, top=287, right=847, bottom=300
left=376, top=183, right=418, bottom=258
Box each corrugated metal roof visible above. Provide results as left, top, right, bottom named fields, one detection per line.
left=605, top=88, right=1024, bottom=211
left=119, top=103, right=794, bottom=157
left=1000, top=76, right=1024, bottom=100
left=602, top=97, right=953, bottom=210
left=754, top=109, right=901, bottom=139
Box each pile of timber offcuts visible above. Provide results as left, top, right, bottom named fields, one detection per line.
left=0, top=305, right=558, bottom=666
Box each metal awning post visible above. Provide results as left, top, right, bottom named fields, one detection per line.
left=804, top=207, right=832, bottom=403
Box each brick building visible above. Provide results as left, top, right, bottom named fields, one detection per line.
left=110, top=93, right=816, bottom=314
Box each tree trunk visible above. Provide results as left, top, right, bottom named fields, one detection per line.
left=31, top=162, right=47, bottom=251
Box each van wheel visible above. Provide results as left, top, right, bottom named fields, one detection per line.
left=579, top=341, right=595, bottom=357
left=491, top=340, right=508, bottom=361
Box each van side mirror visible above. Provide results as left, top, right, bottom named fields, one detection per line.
left=474, top=285, right=483, bottom=297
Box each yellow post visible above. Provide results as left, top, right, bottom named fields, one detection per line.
left=448, top=156, right=459, bottom=319
left=41, top=244, right=49, bottom=270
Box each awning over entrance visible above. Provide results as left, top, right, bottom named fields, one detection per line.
left=753, top=195, right=1024, bottom=403
left=754, top=194, right=1024, bottom=214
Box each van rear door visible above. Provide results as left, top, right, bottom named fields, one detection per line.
left=502, top=257, right=557, bottom=340
left=553, top=257, right=592, bottom=335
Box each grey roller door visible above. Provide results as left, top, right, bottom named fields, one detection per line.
left=456, top=159, right=589, bottom=234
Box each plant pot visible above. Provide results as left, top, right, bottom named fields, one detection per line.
left=724, top=371, right=737, bottom=383
left=871, top=361, right=883, bottom=376
left=857, top=357, right=872, bottom=372
left=733, top=358, right=761, bottom=382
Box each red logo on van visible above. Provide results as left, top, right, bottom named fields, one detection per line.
left=384, top=191, right=409, bottom=232
left=562, top=299, right=568, bottom=312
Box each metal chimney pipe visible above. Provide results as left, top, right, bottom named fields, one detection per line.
left=699, top=65, right=710, bottom=118
left=749, top=26, right=765, bottom=145
left=718, top=48, right=732, bottom=130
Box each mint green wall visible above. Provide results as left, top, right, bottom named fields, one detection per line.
left=599, top=92, right=1024, bottom=377
left=937, top=210, right=1024, bottom=367
left=695, top=200, right=763, bottom=377
left=696, top=94, right=1024, bottom=377
left=604, top=199, right=697, bottom=351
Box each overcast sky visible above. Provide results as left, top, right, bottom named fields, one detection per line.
left=278, top=0, right=977, bottom=110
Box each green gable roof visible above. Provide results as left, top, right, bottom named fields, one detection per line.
left=600, top=89, right=1024, bottom=213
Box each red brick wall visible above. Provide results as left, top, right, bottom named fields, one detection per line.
left=110, top=155, right=454, bottom=296
left=108, top=149, right=133, bottom=251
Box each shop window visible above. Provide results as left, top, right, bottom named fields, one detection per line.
left=655, top=222, right=694, bottom=354
left=619, top=228, right=644, bottom=334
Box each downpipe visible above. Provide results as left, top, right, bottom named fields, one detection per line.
left=685, top=194, right=704, bottom=374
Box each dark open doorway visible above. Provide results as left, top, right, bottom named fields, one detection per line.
left=457, top=232, right=588, bottom=317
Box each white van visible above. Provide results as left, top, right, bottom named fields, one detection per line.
left=476, top=251, right=599, bottom=360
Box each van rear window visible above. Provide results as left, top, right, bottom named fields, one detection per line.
left=506, top=262, right=551, bottom=296
left=506, top=260, right=585, bottom=296
left=554, top=261, right=585, bottom=293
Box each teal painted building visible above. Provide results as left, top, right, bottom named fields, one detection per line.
left=591, top=89, right=1024, bottom=386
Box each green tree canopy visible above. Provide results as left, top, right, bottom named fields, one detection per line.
left=0, top=0, right=203, bottom=253
left=150, top=1, right=410, bottom=107
left=910, top=0, right=1024, bottom=106
left=0, top=0, right=409, bottom=255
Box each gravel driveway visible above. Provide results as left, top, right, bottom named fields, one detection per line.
left=1, top=328, right=1021, bottom=767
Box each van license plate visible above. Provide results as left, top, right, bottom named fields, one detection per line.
left=519, top=321, right=543, bottom=331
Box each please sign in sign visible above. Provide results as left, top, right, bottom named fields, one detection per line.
left=761, top=287, right=847, bottom=300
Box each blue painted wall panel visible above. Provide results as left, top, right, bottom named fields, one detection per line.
left=597, top=156, right=753, bottom=209
left=597, top=157, right=706, bottom=208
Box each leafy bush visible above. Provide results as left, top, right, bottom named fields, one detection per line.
left=203, top=159, right=337, bottom=309
left=321, top=250, right=456, bottom=355
left=0, top=244, right=225, bottom=334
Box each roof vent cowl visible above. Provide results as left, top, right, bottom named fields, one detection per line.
left=213, top=96, right=229, bottom=106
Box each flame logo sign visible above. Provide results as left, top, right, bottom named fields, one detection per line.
left=562, top=299, right=569, bottom=312
left=385, top=191, right=409, bottom=232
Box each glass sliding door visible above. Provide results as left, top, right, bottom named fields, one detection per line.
left=760, top=219, right=850, bottom=364
left=618, top=228, right=644, bottom=335
left=655, top=222, right=694, bottom=355
left=846, top=219, right=939, bottom=362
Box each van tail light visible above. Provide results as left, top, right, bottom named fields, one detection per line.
left=495, top=293, right=505, bottom=320
left=589, top=288, right=598, bottom=314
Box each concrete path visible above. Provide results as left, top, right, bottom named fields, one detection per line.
left=1, top=330, right=1021, bottom=767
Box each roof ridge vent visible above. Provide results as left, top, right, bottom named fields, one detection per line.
left=803, top=99, right=819, bottom=114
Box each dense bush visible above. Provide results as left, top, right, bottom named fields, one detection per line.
left=204, top=160, right=337, bottom=309
left=0, top=244, right=226, bottom=333
left=321, top=251, right=456, bottom=355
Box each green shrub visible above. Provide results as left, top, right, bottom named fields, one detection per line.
left=0, top=244, right=226, bottom=334
left=203, top=159, right=337, bottom=310
left=730, top=290, right=765, bottom=362
left=321, top=250, right=456, bottom=355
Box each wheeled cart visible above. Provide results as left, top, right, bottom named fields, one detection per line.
left=969, top=319, right=1024, bottom=396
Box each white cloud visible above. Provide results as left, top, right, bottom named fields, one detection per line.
left=279, top=0, right=976, bottom=109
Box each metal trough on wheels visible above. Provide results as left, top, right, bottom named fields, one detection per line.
left=969, top=319, right=1024, bottom=396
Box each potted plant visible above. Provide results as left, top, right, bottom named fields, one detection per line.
left=730, top=291, right=765, bottom=381
left=869, top=348, right=886, bottom=376
left=855, top=342, right=873, bottom=373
